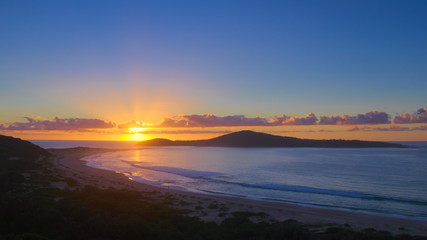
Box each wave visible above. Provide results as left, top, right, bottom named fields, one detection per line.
left=199, top=189, right=247, bottom=198
left=239, top=182, right=371, bottom=198
left=122, top=160, right=427, bottom=206
left=207, top=179, right=427, bottom=206
left=122, top=160, right=222, bottom=178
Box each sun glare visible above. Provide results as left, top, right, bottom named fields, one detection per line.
left=118, top=127, right=152, bottom=141
left=120, top=133, right=151, bottom=141
left=129, top=127, right=146, bottom=134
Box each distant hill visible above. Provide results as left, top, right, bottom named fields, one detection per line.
left=139, top=130, right=407, bottom=148
left=0, top=135, right=50, bottom=160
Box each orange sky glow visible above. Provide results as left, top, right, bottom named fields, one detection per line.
left=1, top=1, right=426, bottom=143
left=2, top=123, right=426, bottom=142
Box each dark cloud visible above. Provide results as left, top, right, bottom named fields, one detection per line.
left=346, top=125, right=426, bottom=132
left=1, top=108, right=426, bottom=133
left=268, top=113, right=318, bottom=126
left=158, top=114, right=273, bottom=127
left=1, top=117, right=115, bottom=130
left=394, top=107, right=427, bottom=124
left=319, top=111, right=390, bottom=125
left=270, top=128, right=334, bottom=133
left=373, top=125, right=410, bottom=131
left=346, top=126, right=368, bottom=132
left=157, top=113, right=319, bottom=128
left=143, top=130, right=233, bottom=134
left=281, top=113, right=318, bottom=125
left=413, top=126, right=427, bottom=131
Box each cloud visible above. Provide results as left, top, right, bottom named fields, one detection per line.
left=157, top=113, right=319, bottom=128
left=346, top=125, right=427, bottom=132
left=347, top=126, right=369, bottom=132
left=143, top=129, right=233, bottom=134
left=24, top=115, right=41, bottom=123
left=2, top=107, right=426, bottom=133
left=271, top=128, right=334, bottom=133
left=319, top=111, right=390, bottom=125
left=1, top=117, right=115, bottom=131
left=413, top=125, right=427, bottom=131
left=117, top=120, right=150, bottom=129
left=394, top=107, right=427, bottom=124
left=373, top=125, right=410, bottom=131
left=158, top=114, right=273, bottom=127
left=281, top=113, right=318, bottom=125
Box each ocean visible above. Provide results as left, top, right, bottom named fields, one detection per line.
left=31, top=140, right=427, bottom=221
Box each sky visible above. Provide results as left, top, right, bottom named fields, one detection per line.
left=0, top=0, right=426, bottom=141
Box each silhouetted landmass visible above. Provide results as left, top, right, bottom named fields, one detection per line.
left=0, top=135, right=52, bottom=193
left=139, top=130, right=407, bottom=148
left=1, top=134, right=424, bottom=240
left=0, top=135, right=50, bottom=160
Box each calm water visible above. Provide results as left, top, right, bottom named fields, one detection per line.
left=30, top=140, right=140, bottom=149
left=80, top=145, right=427, bottom=221
left=31, top=140, right=427, bottom=220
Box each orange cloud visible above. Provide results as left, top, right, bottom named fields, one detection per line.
left=158, top=114, right=273, bottom=127
left=319, top=111, right=390, bottom=125
left=0, top=117, right=115, bottom=131
left=280, top=113, right=318, bottom=125
left=117, top=120, right=150, bottom=129
left=394, top=107, right=427, bottom=124
left=1, top=107, right=426, bottom=133
left=157, top=113, right=319, bottom=127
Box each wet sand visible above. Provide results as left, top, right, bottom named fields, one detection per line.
left=49, top=147, right=427, bottom=236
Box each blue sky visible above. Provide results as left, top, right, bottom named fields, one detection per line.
left=0, top=1, right=426, bottom=140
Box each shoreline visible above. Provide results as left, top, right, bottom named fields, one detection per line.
left=49, top=147, right=427, bottom=236
left=112, top=171, right=427, bottom=224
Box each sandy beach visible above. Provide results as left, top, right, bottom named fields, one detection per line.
left=49, top=147, right=427, bottom=236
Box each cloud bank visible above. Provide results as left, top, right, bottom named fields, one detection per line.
left=117, top=120, right=149, bottom=129
left=346, top=124, right=427, bottom=132
left=0, top=117, right=115, bottom=131
left=158, top=114, right=272, bottom=127
left=270, top=113, right=318, bottom=125
left=319, top=111, right=390, bottom=125
left=157, top=113, right=318, bottom=128
left=1, top=107, right=426, bottom=132
left=158, top=111, right=392, bottom=128
left=394, top=107, right=427, bottom=124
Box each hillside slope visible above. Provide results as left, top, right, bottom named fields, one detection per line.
left=0, top=135, right=50, bottom=160
left=139, top=130, right=406, bottom=148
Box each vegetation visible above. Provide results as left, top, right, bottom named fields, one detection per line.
left=1, top=135, right=425, bottom=240
left=0, top=135, right=50, bottom=160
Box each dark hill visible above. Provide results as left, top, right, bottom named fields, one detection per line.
left=0, top=135, right=50, bottom=160
left=139, top=130, right=406, bottom=148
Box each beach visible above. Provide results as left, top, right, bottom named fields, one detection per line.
left=49, top=147, right=427, bottom=236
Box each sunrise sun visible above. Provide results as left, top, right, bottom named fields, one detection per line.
left=117, top=127, right=152, bottom=141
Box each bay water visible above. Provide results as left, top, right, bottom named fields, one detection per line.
left=32, top=140, right=427, bottom=221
